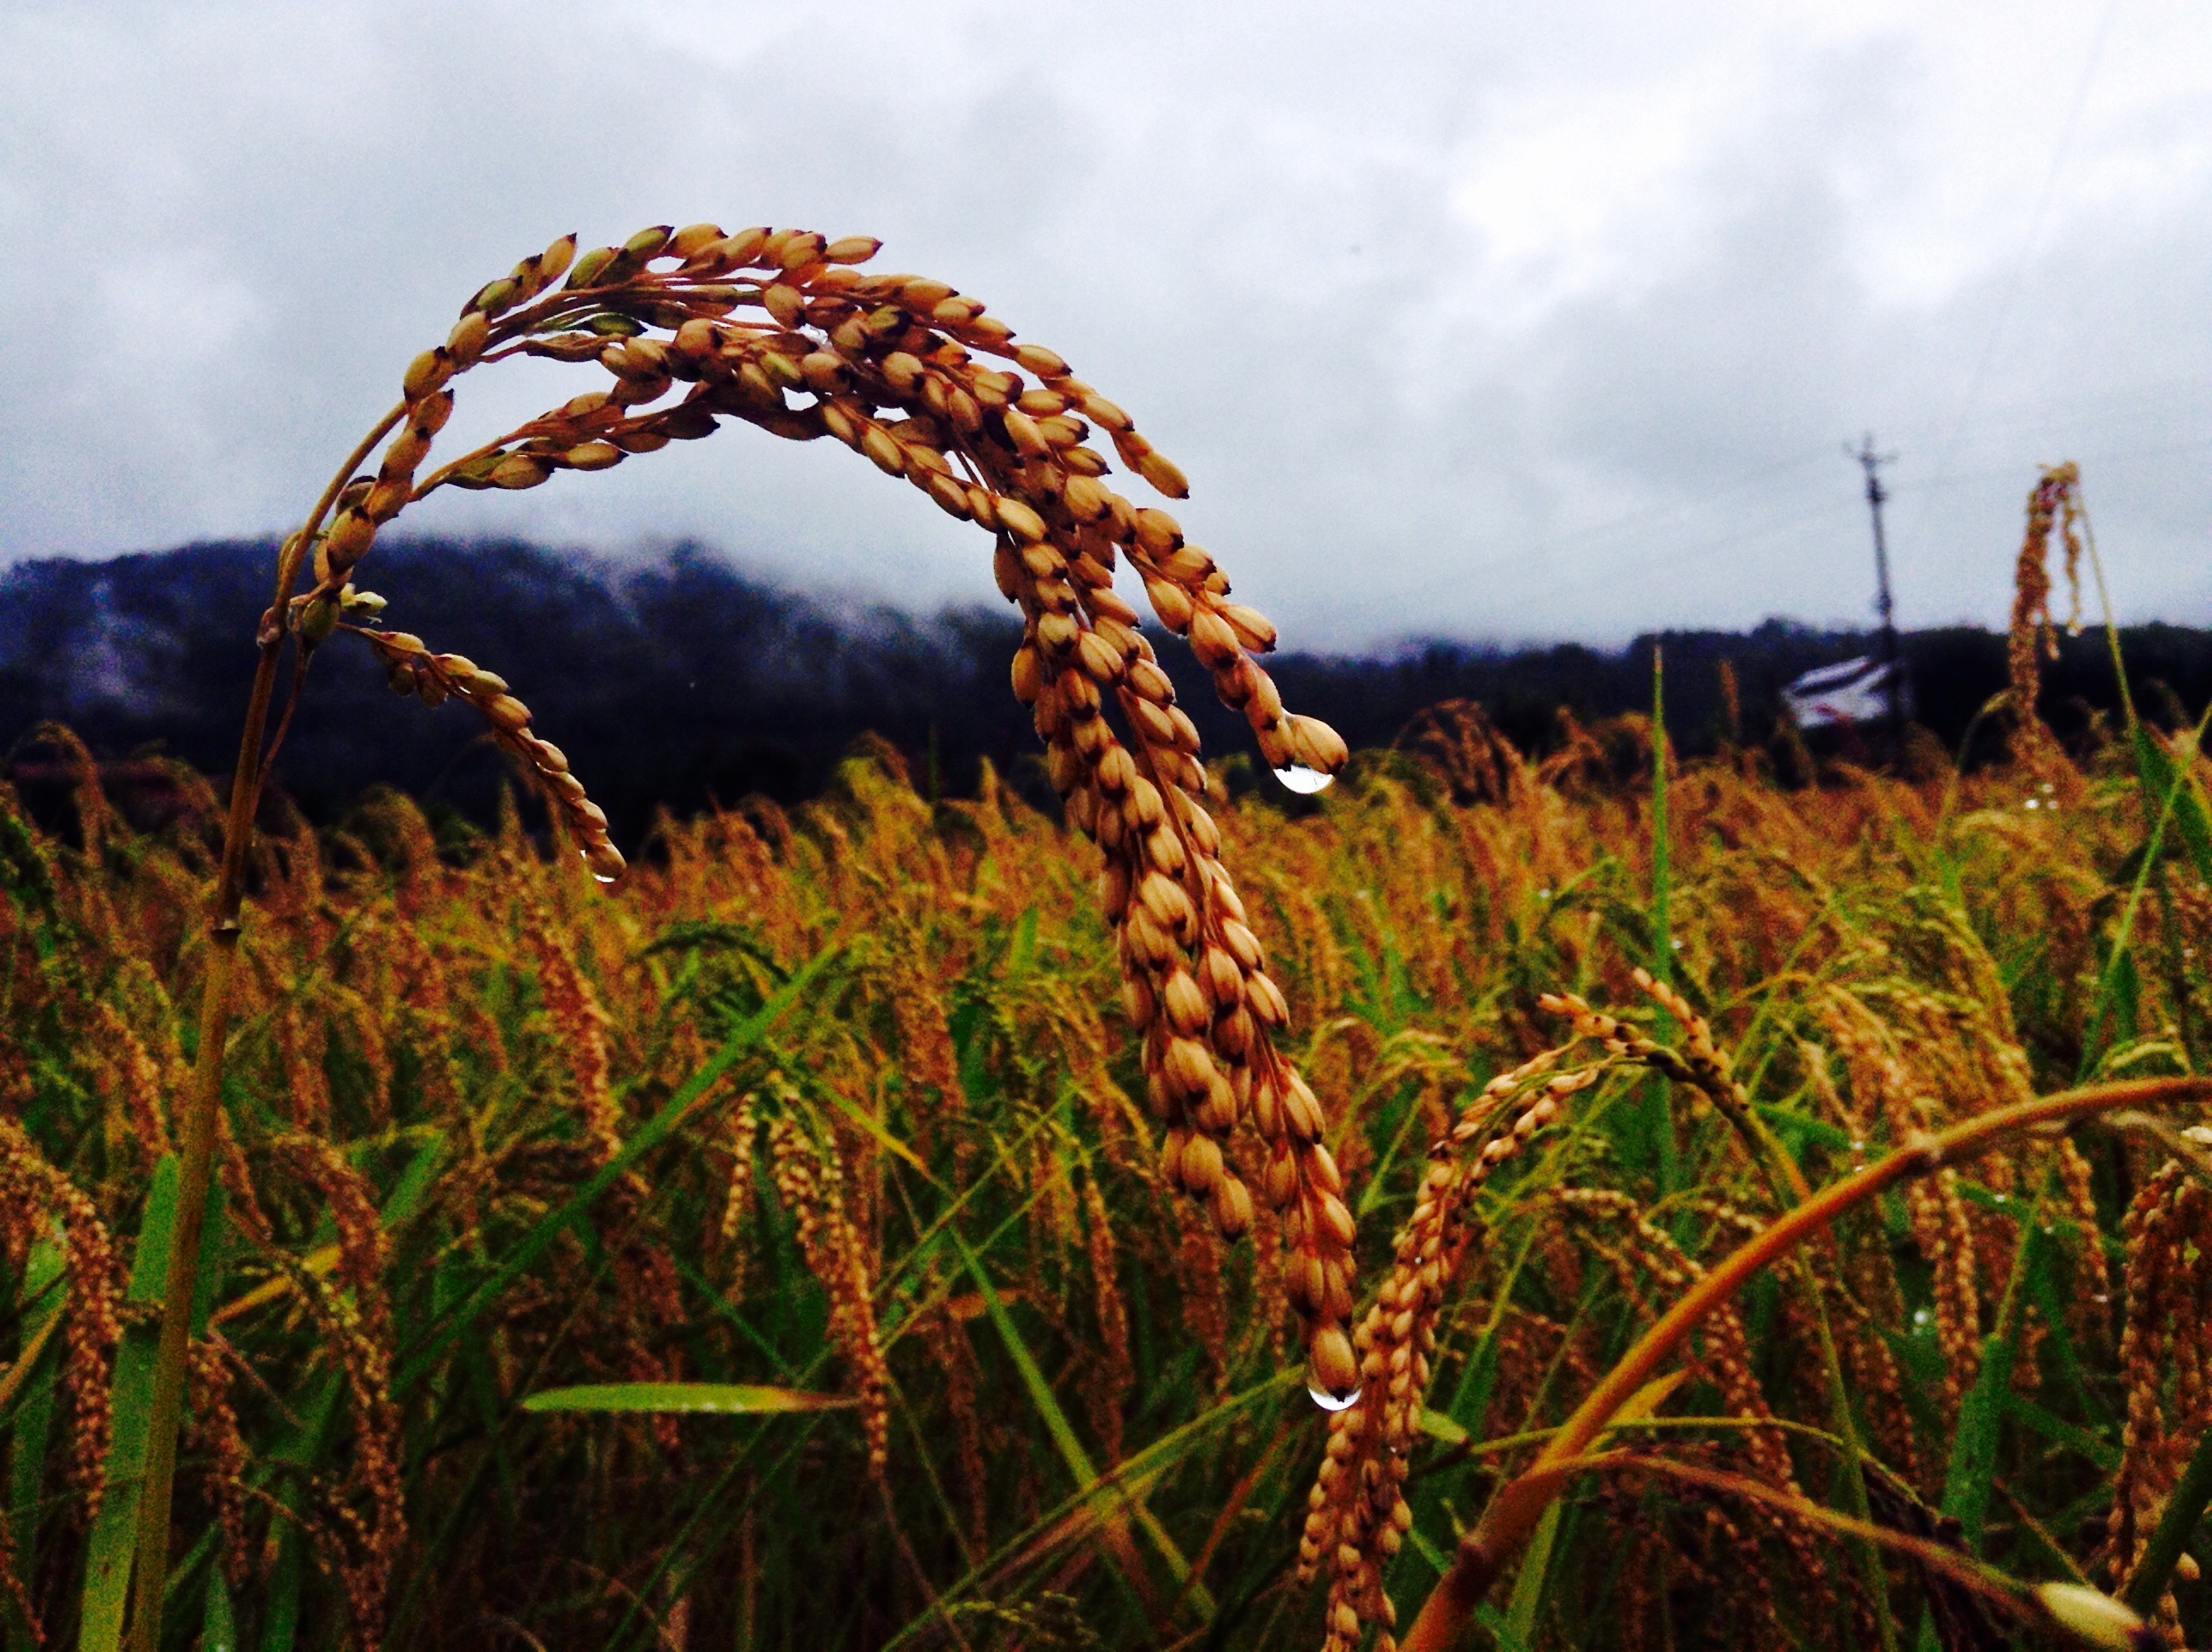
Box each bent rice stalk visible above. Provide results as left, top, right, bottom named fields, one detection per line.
left=1398, top=1073, right=2212, bottom=1652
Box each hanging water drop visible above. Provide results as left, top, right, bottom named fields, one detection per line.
left=1307, top=1381, right=1362, bottom=1412
left=1274, top=765, right=1333, bottom=795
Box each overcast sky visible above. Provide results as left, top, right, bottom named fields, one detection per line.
left=2, top=0, right=2206, bottom=649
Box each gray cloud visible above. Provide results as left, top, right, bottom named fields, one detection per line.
left=2, top=0, right=2205, bottom=649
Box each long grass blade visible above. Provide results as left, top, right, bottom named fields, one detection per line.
left=2120, top=1422, right=2212, bottom=1617
left=947, top=1229, right=1212, bottom=1618
left=521, top=1382, right=854, bottom=1415
left=78, top=1158, right=183, bottom=1652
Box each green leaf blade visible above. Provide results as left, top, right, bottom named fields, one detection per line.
left=521, top=1383, right=855, bottom=1416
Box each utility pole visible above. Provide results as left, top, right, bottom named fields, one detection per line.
left=1847, top=432, right=1903, bottom=734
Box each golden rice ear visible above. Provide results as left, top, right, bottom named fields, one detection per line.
left=296, top=221, right=1358, bottom=1387
left=0, top=1119, right=123, bottom=1520
left=2006, top=462, right=2085, bottom=760
left=1297, top=1034, right=1603, bottom=1650
left=357, top=631, right=625, bottom=884
left=765, top=1107, right=890, bottom=1477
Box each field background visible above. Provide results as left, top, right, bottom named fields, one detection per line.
left=5, top=664, right=2211, bottom=1649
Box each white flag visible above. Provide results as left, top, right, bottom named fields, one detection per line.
left=1784, top=655, right=1901, bottom=730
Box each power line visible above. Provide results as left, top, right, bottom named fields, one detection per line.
left=1913, top=0, right=2123, bottom=532
left=1889, top=436, right=2212, bottom=494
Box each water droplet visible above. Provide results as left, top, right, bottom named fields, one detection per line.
left=1850, top=1138, right=1866, bottom=1153
left=1670, top=937, right=1684, bottom=951
left=1307, top=1382, right=1362, bottom=1412
left=593, top=872, right=618, bottom=886
left=1536, top=888, right=1551, bottom=900
left=1912, top=1307, right=1931, bottom=1326
left=1994, top=1192, right=2009, bottom=1204
left=1273, top=765, right=1334, bottom=795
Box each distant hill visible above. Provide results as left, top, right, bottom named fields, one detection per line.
left=4, top=538, right=2207, bottom=843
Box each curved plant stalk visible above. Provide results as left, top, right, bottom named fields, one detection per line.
left=125, top=414, right=401, bottom=1652
left=1521, top=1451, right=2152, bottom=1647
left=1399, top=1073, right=2212, bottom=1652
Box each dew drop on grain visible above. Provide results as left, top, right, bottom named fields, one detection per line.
left=1274, top=765, right=1334, bottom=795
left=1307, top=1381, right=1361, bottom=1412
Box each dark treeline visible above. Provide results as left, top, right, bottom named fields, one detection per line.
left=4, top=538, right=2208, bottom=846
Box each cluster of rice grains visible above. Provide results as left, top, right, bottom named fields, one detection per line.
left=1295, top=972, right=1815, bottom=1652
left=0, top=1120, right=120, bottom=1524
left=2009, top=461, right=2086, bottom=756
left=1298, top=1049, right=1599, bottom=1652
left=763, top=1096, right=891, bottom=1477
left=2105, top=1160, right=2212, bottom=1635
left=292, top=222, right=1359, bottom=1397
